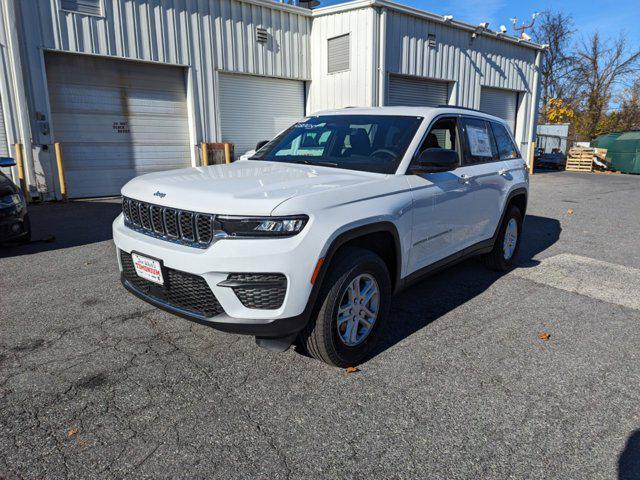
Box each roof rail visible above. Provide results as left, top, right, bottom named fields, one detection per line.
left=436, top=104, right=485, bottom=114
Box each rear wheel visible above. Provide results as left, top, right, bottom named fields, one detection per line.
left=299, top=247, right=391, bottom=367
left=482, top=205, right=523, bottom=271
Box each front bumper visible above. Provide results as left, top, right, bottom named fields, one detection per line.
left=121, top=275, right=306, bottom=337
left=0, top=204, right=29, bottom=241
left=113, top=214, right=321, bottom=336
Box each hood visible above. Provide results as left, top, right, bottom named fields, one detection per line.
left=121, top=160, right=383, bottom=215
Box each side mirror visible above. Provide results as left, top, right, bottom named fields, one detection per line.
left=0, top=157, right=16, bottom=168
left=255, top=140, right=269, bottom=151
left=408, top=148, right=458, bottom=174
left=239, top=150, right=255, bottom=161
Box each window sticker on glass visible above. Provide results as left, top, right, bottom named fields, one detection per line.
left=467, top=125, right=493, bottom=157
left=293, top=122, right=324, bottom=129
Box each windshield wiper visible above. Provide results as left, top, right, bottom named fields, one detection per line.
left=287, top=159, right=339, bottom=167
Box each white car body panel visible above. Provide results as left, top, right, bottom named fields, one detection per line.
left=113, top=106, right=528, bottom=333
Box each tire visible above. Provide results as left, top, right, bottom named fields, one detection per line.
left=482, top=205, right=523, bottom=271
left=17, top=214, right=31, bottom=244
left=299, top=247, right=391, bottom=367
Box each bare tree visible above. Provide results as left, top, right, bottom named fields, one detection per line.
left=572, top=33, right=640, bottom=139
left=615, top=78, right=640, bottom=131
left=532, top=11, right=575, bottom=121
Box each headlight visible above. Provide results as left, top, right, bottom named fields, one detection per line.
left=0, top=193, right=22, bottom=209
left=216, top=215, right=308, bottom=238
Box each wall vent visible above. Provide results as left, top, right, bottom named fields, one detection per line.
left=256, top=27, right=268, bottom=44
left=327, top=34, right=350, bottom=73
left=427, top=34, right=437, bottom=48
left=60, top=0, right=103, bottom=16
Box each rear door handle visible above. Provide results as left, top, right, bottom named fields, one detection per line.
left=498, top=168, right=508, bottom=176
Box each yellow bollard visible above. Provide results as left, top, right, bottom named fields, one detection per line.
left=201, top=142, right=209, bottom=166
left=529, top=141, right=536, bottom=175
left=14, top=143, right=30, bottom=202
left=223, top=143, right=232, bottom=164
left=54, top=142, right=67, bottom=200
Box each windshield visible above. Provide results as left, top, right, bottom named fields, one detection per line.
left=250, top=115, right=423, bottom=174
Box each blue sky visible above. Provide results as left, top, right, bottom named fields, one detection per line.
left=320, top=0, right=640, bottom=48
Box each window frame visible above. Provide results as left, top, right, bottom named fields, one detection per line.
left=460, top=116, right=500, bottom=166
left=409, top=115, right=463, bottom=171
left=489, top=121, right=522, bottom=160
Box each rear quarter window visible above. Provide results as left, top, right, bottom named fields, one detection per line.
left=491, top=122, right=521, bottom=160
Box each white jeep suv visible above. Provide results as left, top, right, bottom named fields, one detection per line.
left=113, top=107, right=528, bottom=367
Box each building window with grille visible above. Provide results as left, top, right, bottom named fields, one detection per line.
left=328, top=34, right=350, bottom=73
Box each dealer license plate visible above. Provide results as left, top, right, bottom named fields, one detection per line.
left=132, top=253, right=164, bottom=285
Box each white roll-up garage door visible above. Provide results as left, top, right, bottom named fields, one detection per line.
left=218, top=73, right=305, bottom=158
left=46, top=53, right=191, bottom=198
left=0, top=94, right=12, bottom=179
left=480, top=87, right=518, bottom=134
left=0, top=96, right=8, bottom=157
left=387, top=75, right=449, bottom=107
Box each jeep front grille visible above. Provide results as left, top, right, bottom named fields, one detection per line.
left=122, top=197, right=216, bottom=248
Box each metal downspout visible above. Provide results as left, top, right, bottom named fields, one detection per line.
left=527, top=48, right=543, bottom=168
left=377, top=8, right=387, bottom=106
left=3, top=0, right=36, bottom=198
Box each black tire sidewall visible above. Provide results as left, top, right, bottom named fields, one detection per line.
left=320, top=253, right=391, bottom=366
left=497, top=206, right=523, bottom=269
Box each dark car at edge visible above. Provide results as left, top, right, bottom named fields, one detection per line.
left=0, top=157, right=30, bottom=244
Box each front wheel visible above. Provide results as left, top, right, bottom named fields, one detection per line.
left=482, top=205, right=523, bottom=271
left=299, top=247, right=391, bottom=367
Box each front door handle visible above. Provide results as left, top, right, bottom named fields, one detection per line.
left=458, top=174, right=471, bottom=184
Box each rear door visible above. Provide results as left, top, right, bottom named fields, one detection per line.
left=490, top=119, right=526, bottom=202
left=459, top=117, right=510, bottom=243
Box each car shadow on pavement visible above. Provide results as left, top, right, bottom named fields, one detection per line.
left=619, top=430, right=640, bottom=480
left=0, top=198, right=122, bottom=258
left=370, top=214, right=562, bottom=360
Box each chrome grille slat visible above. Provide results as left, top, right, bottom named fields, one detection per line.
left=122, top=198, right=131, bottom=221
left=178, top=211, right=195, bottom=241
left=164, top=208, right=179, bottom=238
left=150, top=206, right=165, bottom=235
left=122, top=197, right=213, bottom=249
left=130, top=200, right=141, bottom=226
left=196, top=214, right=213, bottom=244
left=140, top=204, right=152, bottom=230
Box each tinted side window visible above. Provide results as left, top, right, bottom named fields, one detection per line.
left=491, top=122, right=521, bottom=160
left=418, top=117, right=459, bottom=154
left=461, top=118, right=498, bottom=165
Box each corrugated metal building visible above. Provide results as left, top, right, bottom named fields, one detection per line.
left=0, top=0, right=542, bottom=200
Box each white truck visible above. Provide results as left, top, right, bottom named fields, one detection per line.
left=113, top=106, right=528, bottom=367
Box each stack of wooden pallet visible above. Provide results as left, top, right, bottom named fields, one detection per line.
left=566, top=147, right=595, bottom=172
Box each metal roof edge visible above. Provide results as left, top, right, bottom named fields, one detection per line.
left=312, top=0, right=544, bottom=51
left=312, top=0, right=375, bottom=16
left=240, top=0, right=313, bottom=16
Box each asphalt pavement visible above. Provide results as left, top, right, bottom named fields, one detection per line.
left=1, top=171, right=639, bottom=479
